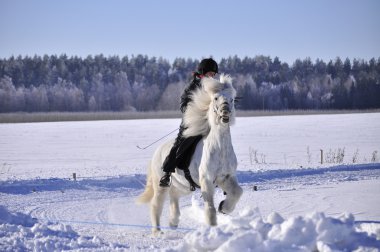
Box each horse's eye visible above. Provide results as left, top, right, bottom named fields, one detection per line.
left=214, top=97, right=218, bottom=100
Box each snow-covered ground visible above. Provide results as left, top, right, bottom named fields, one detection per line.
left=1, top=112, right=380, bottom=251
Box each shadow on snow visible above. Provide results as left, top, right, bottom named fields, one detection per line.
left=0, top=174, right=146, bottom=195
left=0, top=163, right=379, bottom=195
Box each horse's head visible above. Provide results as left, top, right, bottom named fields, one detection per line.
left=182, top=74, right=236, bottom=137
left=203, top=74, right=236, bottom=126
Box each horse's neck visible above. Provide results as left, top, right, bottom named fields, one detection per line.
left=205, top=124, right=233, bottom=151
left=202, top=124, right=236, bottom=174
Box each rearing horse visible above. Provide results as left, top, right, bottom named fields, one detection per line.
left=137, top=74, right=242, bottom=234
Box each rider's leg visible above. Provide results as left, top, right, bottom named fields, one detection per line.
left=159, top=147, right=177, bottom=187
left=159, top=126, right=185, bottom=187
left=176, top=135, right=202, bottom=191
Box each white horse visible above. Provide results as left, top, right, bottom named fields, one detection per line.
left=137, top=74, right=242, bottom=234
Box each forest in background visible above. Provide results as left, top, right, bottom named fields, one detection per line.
left=0, top=54, right=379, bottom=113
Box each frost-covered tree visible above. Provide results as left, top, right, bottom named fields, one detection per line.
left=0, top=55, right=379, bottom=112
left=135, top=84, right=160, bottom=111
left=0, top=76, right=16, bottom=112
left=157, top=81, right=185, bottom=110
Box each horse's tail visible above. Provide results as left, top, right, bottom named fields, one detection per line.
left=136, top=160, right=154, bottom=204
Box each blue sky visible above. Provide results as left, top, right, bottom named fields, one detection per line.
left=0, top=0, right=379, bottom=64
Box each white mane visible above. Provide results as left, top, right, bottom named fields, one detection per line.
left=183, top=74, right=236, bottom=137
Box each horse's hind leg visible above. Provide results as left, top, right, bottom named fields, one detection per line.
left=169, top=188, right=181, bottom=228
left=218, top=175, right=243, bottom=214
left=150, top=187, right=167, bottom=234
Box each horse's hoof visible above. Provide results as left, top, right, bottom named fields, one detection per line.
left=218, top=200, right=226, bottom=214
left=169, top=224, right=178, bottom=229
left=152, top=229, right=164, bottom=236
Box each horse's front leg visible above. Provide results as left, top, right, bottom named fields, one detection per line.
left=200, top=175, right=217, bottom=226
left=218, top=175, right=243, bottom=214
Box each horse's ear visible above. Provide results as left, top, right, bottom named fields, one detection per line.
left=219, top=74, right=232, bottom=85
left=218, top=74, right=236, bottom=98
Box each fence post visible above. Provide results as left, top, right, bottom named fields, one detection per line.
left=320, top=149, right=323, bottom=164
left=73, top=173, right=77, bottom=181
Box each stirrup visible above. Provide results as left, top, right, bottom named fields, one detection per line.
left=159, top=173, right=171, bottom=187
left=189, top=182, right=200, bottom=191
left=184, top=171, right=200, bottom=191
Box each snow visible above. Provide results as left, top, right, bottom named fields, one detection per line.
left=0, top=206, right=129, bottom=251
left=172, top=207, right=380, bottom=251
left=1, top=112, right=380, bottom=251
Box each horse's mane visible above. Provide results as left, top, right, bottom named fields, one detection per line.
left=182, top=74, right=235, bottom=137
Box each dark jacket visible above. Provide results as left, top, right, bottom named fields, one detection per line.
left=180, top=76, right=202, bottom=113
left=162, top=75, right=203, bottom=173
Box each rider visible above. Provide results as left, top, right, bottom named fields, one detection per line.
left=159, top=58, right=218, bottom=190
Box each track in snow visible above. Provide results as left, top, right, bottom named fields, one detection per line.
left=1, top=163, right=380, bottom=248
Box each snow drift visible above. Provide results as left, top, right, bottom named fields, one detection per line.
left=0, top=206, right=127, bottom=251
left=171, top=207, right=380, bottom=252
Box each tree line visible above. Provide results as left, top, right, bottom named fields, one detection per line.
left=0, top=54, right=379, bottom=112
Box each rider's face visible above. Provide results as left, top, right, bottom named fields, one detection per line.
left=204, top=71, right=216, bottom=78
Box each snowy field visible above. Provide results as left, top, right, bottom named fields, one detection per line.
left=1, top=112, right=380, bottom=251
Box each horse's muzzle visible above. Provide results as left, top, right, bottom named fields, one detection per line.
left=221, top=105, right=231, bottom=123
left=222, top=116, right=230, bottom=123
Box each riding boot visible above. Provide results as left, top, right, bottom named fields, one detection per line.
left=159, top=172, right=171, bottom=187
left=184, top=170, right=200, bottom=191
left=159, top=135, right=183, bottom=188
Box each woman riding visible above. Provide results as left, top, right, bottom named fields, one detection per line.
left=159, top=58, right=218, bottom=189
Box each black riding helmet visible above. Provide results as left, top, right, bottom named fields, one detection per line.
left=197, top=58, right=218, bottom=75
